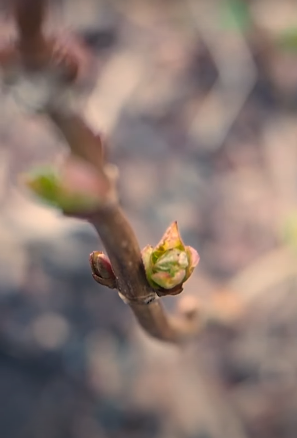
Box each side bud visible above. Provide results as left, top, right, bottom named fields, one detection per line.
left=89, top=251, right=117, bottom=289
left=22, top=156, right=112, bottom=216
left=141, top=222, right=199, bottom=297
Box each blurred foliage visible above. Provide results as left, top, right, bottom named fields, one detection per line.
left=277, top=28, right=297, bottom=52
left=282, top=211, right=297, bottom=250
left=220, top=0, right=251, bottom=32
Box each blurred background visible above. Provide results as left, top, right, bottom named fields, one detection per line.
left=1, top=0, right=297, bottom=436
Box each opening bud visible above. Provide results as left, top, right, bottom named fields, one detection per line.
left=141, top=222, right=199, bottom=297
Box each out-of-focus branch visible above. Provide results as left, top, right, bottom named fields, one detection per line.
left=14, top=0, right=45, bottom=40
left=14, top=0, right=49, bottom=68
left=0, top=0, right=205, bottom=344
left=48, top=111, right=104, bottom=169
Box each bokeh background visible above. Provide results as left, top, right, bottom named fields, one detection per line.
left=1, top=0, right=297, bottom=437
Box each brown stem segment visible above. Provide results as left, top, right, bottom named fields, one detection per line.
left=48, top=111, right=105, bottom=169
left=48, top=110, right=114, bottom=206
left=14, top=0, right=45, bottom=40
left=14, top=0, right=48, bottom=67
left=130, top=301, right=180, bottom=342
left=90, top=206, right=200, bottom=343
left=91, top=206, right=155, bottom=303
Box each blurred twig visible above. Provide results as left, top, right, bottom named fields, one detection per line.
left=185, top=0, right=256, bottom=151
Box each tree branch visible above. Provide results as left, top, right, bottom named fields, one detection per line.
left=1, top=0, right=204, bottom=344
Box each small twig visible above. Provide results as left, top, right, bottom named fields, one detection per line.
left=49, top=117, right=201, bottom=342
left=2, top=0, right=205, bottom=344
